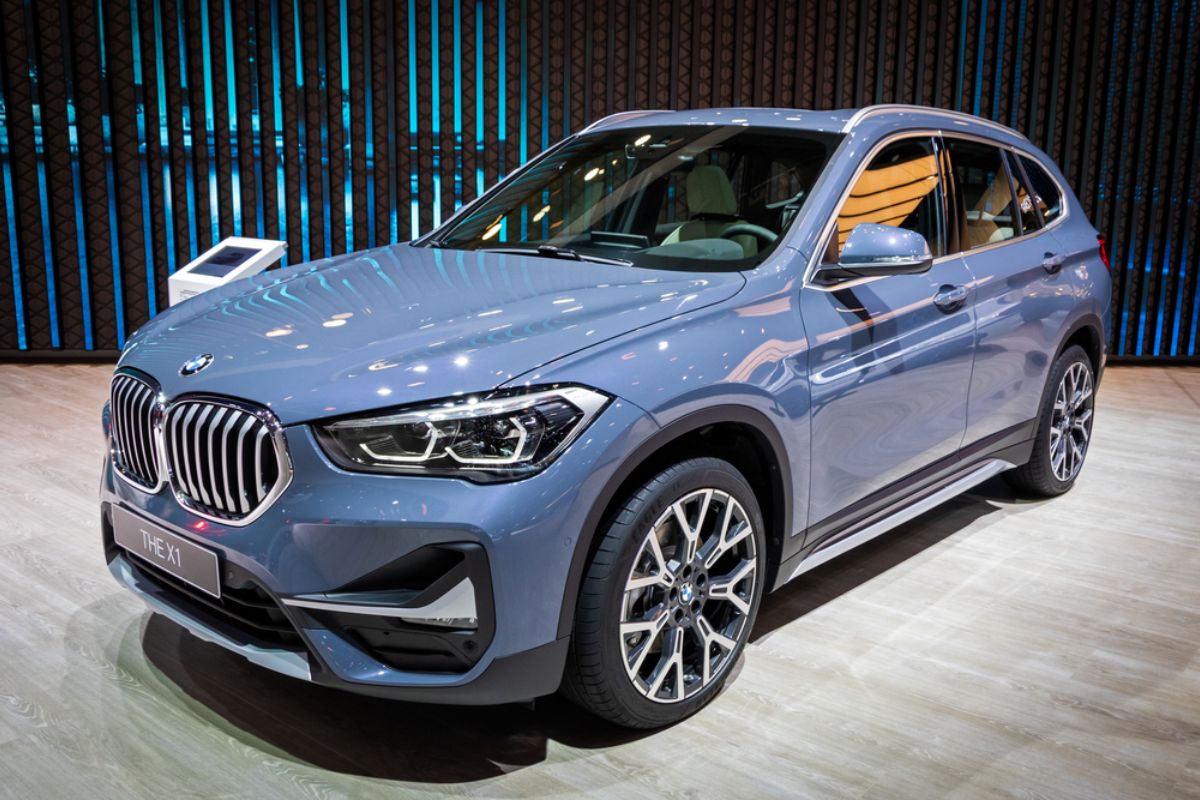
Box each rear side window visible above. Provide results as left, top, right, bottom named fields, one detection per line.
left=831, top=136, right=946, bottom=259
left=944, top=138, right=1019, bottom=249
left=1006, top=152, right=1043, bottom=233
left=1017, top=154, right=1063, bottom=225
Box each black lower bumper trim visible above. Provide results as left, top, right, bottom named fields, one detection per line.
left=310, top=636, right=571, bottom=706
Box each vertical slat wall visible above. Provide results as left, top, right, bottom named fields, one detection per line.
left=0, top=0, right=1196, bottom=360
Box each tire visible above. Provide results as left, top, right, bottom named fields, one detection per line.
left=1006, top=344, right=1096, bottom=497
left=562, top=458, right=767, bottom=728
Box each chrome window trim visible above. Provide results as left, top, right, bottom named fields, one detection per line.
left=108, top=369, right=167, bottom=494
left=802, top=127, right=1071, bottom=291
left=159, top=395, right=294, bottom=528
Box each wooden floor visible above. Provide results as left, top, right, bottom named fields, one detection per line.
left=0, top=364, right=1197, bottom=799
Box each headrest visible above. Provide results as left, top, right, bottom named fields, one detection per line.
left=686, top=165, right=738, bottom=217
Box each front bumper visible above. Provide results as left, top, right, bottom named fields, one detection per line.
left=100, top=398, right=655, bottom=704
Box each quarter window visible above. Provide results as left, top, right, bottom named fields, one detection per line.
left=944, top=138, right=1020, bottom=249
left=830, top=137, right=946, bottom=260
left=1017, top=154, right=1063, bottom=225
left=1007, top=152, right=1043, bottom=233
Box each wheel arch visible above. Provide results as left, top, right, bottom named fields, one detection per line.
left=1057, top=313, right=1106, bottom=382
left=555, top=404, right=793, bottom=640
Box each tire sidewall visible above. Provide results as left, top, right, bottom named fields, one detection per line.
left=587, top=458, right=767, bottom=727
left=1036, top=345, right=1094, bottom=493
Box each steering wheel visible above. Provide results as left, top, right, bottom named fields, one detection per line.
left=720, top=222, right=778, bottom=248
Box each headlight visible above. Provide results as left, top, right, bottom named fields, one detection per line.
left=314, top=385, right=610, bottom=481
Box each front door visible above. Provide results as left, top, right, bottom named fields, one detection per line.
left=801, top=135, right=976, bottom=535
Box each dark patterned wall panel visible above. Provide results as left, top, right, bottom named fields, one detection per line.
left=0, top=0, right=1197, bottom=360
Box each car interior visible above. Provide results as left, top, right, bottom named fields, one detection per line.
left=437, top=127, right=836, bottom=267
left=659, top=165, right=760, bottom=257
left=945, top=139, right=1022, bottom=248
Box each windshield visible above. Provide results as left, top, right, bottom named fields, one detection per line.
left=428, top=125, right=841, bottom=271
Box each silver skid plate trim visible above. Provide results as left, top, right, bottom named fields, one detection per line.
left=789, top=458, right=1014, bottom=582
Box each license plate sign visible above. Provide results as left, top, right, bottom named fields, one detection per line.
left=112, top=505, right=221, bottom=599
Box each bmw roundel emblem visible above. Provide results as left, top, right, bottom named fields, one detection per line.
left=180, top=353, right=214, bottom=376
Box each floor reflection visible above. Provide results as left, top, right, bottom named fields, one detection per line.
left=140, top=478, right=1016, bottom=781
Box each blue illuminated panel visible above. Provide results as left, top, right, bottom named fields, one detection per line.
left=24, top=1, right=62, bottom=346
left=62, top=8, right=93, bottom=348
left=151, top=0, right=177, bottom=275
left=0, top=46, right=27, bottom=349
left=268, top=0, right=288, bottom=262
left=222, top=0, right=243, bottom=236
left=128, top=0, right=157, bottom=320
left=0, top=1, right=1193, bottom=360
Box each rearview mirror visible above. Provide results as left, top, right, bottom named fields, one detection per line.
left=830, top=223, right=933, bottom=278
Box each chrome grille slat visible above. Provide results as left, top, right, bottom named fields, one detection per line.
left=253, top=426, right=267, bottom=504
left=191, top=405, right=214, bottom=506
left=177, top=404, right=201, bottom=501
left=161, top=398, right=288, bottom=525
left=234, top=415, right=255, bottom=514
left=109, top=374, right=161, bottom=490
left=131, top=383, right=154, bottom=481
left=115, top=380, right=136, bottom=475
left=140, top=385, right=158, bottom=477
left=219, top=411, right=238, bottom=513
left=206, top=407, right=228, bottom=513
left=110, top=369, right=288, bottom=524
left=115, top=383, right=131, bottom=468
left=125, top=382, right=143, bottom=478
left=111, top=379, right=131, bottom=472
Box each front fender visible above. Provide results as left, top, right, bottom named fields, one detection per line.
left=508, top=265, right=813, bottom=636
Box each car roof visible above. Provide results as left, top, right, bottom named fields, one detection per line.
left=582, top=104, right=1031, bottom=149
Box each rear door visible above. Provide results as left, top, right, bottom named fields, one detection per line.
left=942, top=137, right=1075, bottom=448
left=801, top=135, right=976, bottom=534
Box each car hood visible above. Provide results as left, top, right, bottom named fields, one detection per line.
left=119, top=243, right=745, bottom=424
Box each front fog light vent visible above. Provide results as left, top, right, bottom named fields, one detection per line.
left=280, top=543, right=495, bottom=673
left=283, top=577, right=479, bottom=629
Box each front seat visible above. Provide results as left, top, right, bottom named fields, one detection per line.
left=662, top=165, right=758, bottom=257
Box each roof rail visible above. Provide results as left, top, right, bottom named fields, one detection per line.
left=841, top=104, right=1027, bottom=140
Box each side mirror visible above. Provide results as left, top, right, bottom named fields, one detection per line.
left=827, top=223, right=933, bottom=278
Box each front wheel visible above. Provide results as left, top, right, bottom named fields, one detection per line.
left=1007, top=344, right=1096, bottom=496
left=563, top=458, right=766, bottom=728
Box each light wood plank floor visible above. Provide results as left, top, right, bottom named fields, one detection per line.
left=0, top=363, right=1197, bottom=799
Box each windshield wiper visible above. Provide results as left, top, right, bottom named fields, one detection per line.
left=479, top=244, right=631, bottom=266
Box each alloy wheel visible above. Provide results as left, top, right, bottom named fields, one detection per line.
left=1049, top=361, right=1094, bottom=482
left=618, top=488, right=758, bottom=704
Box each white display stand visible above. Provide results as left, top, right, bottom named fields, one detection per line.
left=168, top=237, right=287, bottom=306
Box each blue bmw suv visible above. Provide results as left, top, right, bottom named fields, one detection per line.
left=101, top=105, right=1111, bottom=728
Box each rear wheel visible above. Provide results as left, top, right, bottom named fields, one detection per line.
left=563, top=458, right=766, bottom=728
left=1007, top=345, right=1096, bottom=496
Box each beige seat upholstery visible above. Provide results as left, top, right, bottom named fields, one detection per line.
left=835, top=152, right=939, bottom=252
left=964, top=171, right=1017, bottom=247
left=662, top=165, right=758, bottom=257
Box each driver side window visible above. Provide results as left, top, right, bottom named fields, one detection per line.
left=828, top=137, right=946, bottom=262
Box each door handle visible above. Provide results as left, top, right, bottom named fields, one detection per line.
left=933, top=284, right=969, bottom=313
left=1042, top=252, right=1066, bottom=274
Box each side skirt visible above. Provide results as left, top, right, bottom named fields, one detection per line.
left=780, top=457, right=1014, bottom=585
